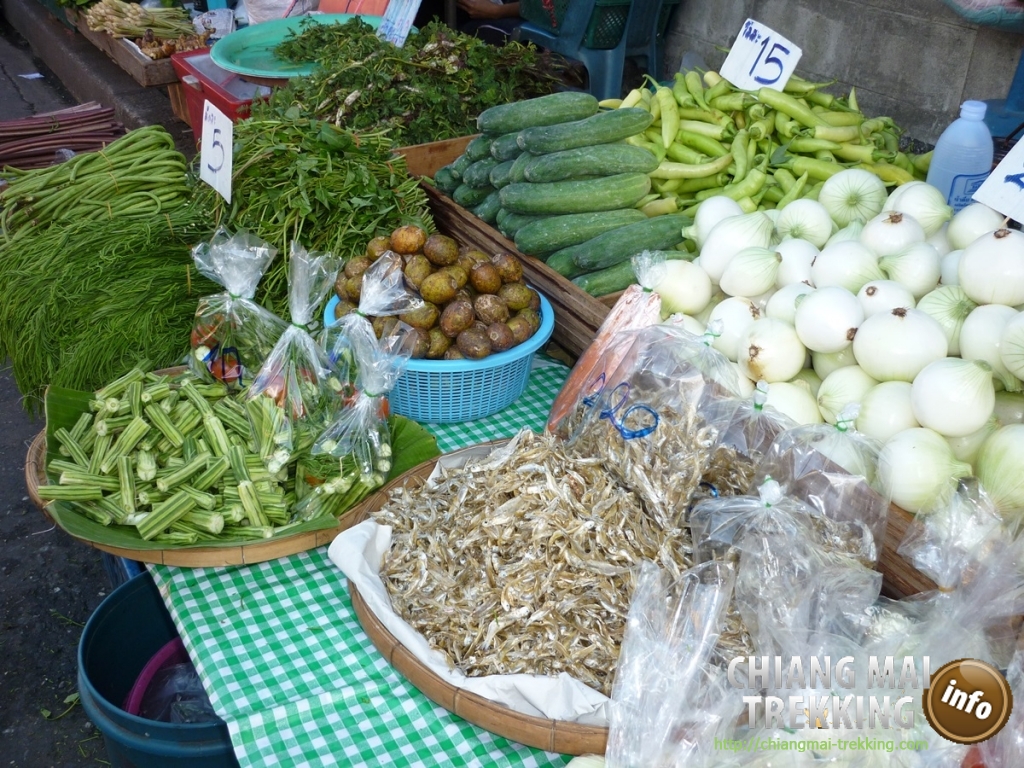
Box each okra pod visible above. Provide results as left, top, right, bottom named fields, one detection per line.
left=88, top=433, right=112, bottom=476
left=137, top=489, right=197, bottom=540
left=183, top=436, right=199, bottom=463
left=237, top=480, right=269, bottom=527
left=95, top=415, right=132, bottom=436
left=48, top=459, right=84, bottom=476
left=127, top=381, right=143, bottom=418
left=179, top=381, right=213, bottom=416
left=223, top=525, right=274, bottom=540
left=228, top=445, right=250, bottom=483
left=213, top=400, right=251, bottom=439
left=193, top=383, right=228, bottom=400
left=155, top=529, right=199, bottom=545
left=181, top=485, right=217, bottom=511
left=203, top=414, right=231, bottom=457
left=137, top=487, right=168, bottom=507
left=71, top=501, right=114, bottom=526
left=192, top=455, right=230, bottom=490
left=156, top=452, right=211, bottom=493
left=100, top=416, right=149, bottom=474
left=54, top=428, right=90, bottom=467
left=37, top=484, right=104, bottom=501
left=58, top=468, right=121, bottom=492
left=95, top=367, right=146, bottom=401
left=183, top=509, right=225, bottom=535
left=69, top=412, right=94, bottom=442
left=136, top=450, right=157, bottom=482
left=118, top=455, right=136, bottom=515
left=145, top=403, right=185, bottom=448
left=141, top=381, right=171, bottom=404
left=95, top=495, right=129, bottom=524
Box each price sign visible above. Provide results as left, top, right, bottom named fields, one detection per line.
left=200, top=100, right=232, bottom=204
left=719, top=19, right=802, bottom=93
left=971, top=138, right=1024, bottom=224
left=378, top=0, right=421, bottom=48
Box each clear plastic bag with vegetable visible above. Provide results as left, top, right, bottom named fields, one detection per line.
left=139, top=661, right=220, bottom=725
left=246, top=242, right=343, bottom=473
left=750, top=404, right=888, bottom=562
left=980, top=648, right=1024, bottom=768
left=189, top=227, right=287, bottom=388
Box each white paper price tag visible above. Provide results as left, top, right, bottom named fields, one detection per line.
left=719, top=19, right=802, bottom=93
left=972, top=139, right=1024, bottom=223
left=200, top=100, right=232, bottom=204
left=378, top=0, right=420, bottom=48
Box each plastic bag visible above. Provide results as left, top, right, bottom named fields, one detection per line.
left=897, top=478, right=1005, bottom=592
left=138, top=662, right=220, bottom=724
left=246, top=242, right=342, bottom=472
left=605, top=560, right=738, bottom=768
left=189, top=228, right=286, bottom=388
left=295, top=324, right=416, bottom=521
left=750, top=404, right=888, bottom=561
left=980, top=647, right=1024, bottom=768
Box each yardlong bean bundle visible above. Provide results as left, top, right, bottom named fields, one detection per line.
left=0, top=125, right=188, bottom=240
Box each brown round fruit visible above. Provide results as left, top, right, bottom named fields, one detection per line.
left=459, top=246, right=490, bottom=262
left=419, top=271, right=459, bottom=305
left=408, top=328, right=430, bottom=359
left=492, top=252, right=523, bottom=283
left=366, top=236, right=391, bottom=258
left=345, top=275, right=362, bottom=303
left=506, top=315, right=532, bottom=344
left=527, top=288, right=541, bottom=312
left=441, top=264, right=469, bottom=290
left=344, top=254, right=373, bottom=280
left=497, top=281, right=532, bottom=311
left=400, top=302, right=440, bottom=331
left=444, top=348, right=466, bottom=360
left=426, top=328, right=451, bottom=359
left=372, top=316, right=400, bottom=339
left=470, top=262, right=502, bottom=294
left=457, top=328, right=492, bottom=359
left=334, top=273, right=350, bottom=302
left=333, top=299, right=357, bottom=320
left=390, top=225, right=427, bottom=255
left=486, top=322, right=516, bottom=352
left=403, top=254, right=433, bottom=291
left=517, top=307, right=542, bottom=335
left=439, top=299, right=475, bottom=338
left=474, top=294, right=510, bottom=325
left=423, top=233, right=460, bottom=266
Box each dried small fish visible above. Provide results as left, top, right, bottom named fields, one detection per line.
left=375, top=429, right=694, bottom=696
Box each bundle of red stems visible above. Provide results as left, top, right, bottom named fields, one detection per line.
left=0, top=102, right=125, bottom=170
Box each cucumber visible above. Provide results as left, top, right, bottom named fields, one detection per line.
left=497, top=212, right=549, bottom=239
left=508, top=151, right=534, bottom=184
left=477, top=92, right=599, bottom=136
left=514, top=209, right=647, bottom=256
left=471, top=190, right=502, bottom=224
left=571, top=250, right=694, bottom=297
left=434, top=166, right=460, bottom=194
left=462, top=157, right=501, bottom=188
left=499, top=173, right=652, bottom=216
left=545, top=250, right=587, bottom=279
left=464, top=135, right=493, bottom=162
left=518, top=108, right=653, bottom=155
left=490, top=131, right=524, bottom=162
left=523, top=144, right=659, bottom=183
left=489, top=159, right=517, bottom=189
left=454, top=183, right=494, bottom=207
left=557, top=213, right=691, bottom=271
left=450, top=153, right=473, bottom=179
left=495, top=208, right=511, bottom=229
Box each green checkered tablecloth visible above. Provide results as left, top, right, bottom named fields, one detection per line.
left=149, top=356, right=575, bottom=768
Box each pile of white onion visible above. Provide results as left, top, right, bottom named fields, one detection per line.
left=656, top=171, right=1024, bottom=520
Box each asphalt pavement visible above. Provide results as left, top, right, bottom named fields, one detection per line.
left=0, top=20, right=112, bottom=767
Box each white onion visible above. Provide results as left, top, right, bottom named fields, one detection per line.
left=719, top=247, right=782, bottom=298
left=817, top=365, right=878, bottom=424
left=694, top=288, right=725, bottom=325
left=653, top=260, right=713, bottom=316
left=939, top=249, right=962, bottom=286
left=818, top=168, right=887, bottom=227
left=764, top=381, right=823, bottom=425
left=958, top=228, right=1024, bottom=307
left=853, top=307, right=948, bottom=382
left=811, top=240, right=885, bottom=293
left=775, top=238, right=818, bottom=287
left=776, top=199, right=834, bottom=247
left=926, top=223, right=952, bottom=258
left=1002, top=312, right=1024, bottom=381
left=960, top=303, right=1021, bottom=391
left=731, top=363, right=756, bottom=396
left=812, top=347, right=858, bottom=379
left=667, top=313, right=706, bottom=336
left=911, top=357, right=995, bottom=437
left=707, top=297, right=762, bottom=361
left=882, top=180, right=926, bottom=213
left=682, top=195, right=744, bottom=249
left=794, top=286, right=863, bottom=353
left=825, top=221, right=865, bottom=247
left=699, top=211, right=776, bottom=283
left=878, top=242, right=941, bottom=298
left=884, top=182, right=953, bottom=237
left=976, top=424, right=1024, bottom=518
left=947, top=417, right=999, bottom=466
left=947, top=202, right=1005, bottom=250
left=860, top=211, right=926, bottom=259
left=789, top=368, right=823, bottom=397
left=915, top=286, right=976, bottom=357
left=857, top=280, right=916, bottom=317
left=878, top=428, right=972, bottom=513
left=766, top=282, right=814, bottom=325
left=737, top=319, right=807, bottom=383
left=856, top=381, right=919, bottom=442
left=565, top=756, right=606, bottom=768
left=994, top=391, right=1024, bottom=424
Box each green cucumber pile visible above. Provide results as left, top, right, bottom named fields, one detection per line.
left=433, top=92, right=692, bottom=298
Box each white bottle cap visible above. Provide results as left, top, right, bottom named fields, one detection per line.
left=960, top=100, right=987, bottom=120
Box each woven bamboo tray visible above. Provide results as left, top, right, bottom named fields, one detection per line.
left=342, top=441, right=610, bottom=756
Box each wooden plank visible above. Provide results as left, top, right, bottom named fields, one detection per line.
left=396, top=135, right=476, bottom=178
left=68, top=8, right=177, bottom=87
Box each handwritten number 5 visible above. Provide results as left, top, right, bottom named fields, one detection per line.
left=206, top=127, right=225, bottom=173
left=749, top=40, right=790, bottom=85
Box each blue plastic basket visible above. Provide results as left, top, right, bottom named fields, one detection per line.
left=324, top=293, right=554, bottom=424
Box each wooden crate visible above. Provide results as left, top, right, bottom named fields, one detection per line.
left=67, top=9, right=178, bottom=87
left=396, top=135, right=476, bottom=178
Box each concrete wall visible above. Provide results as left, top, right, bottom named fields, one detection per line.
left=663, top=0, right=1022, bottom=144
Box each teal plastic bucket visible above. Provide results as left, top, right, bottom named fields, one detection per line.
left=78, top=573, right=239, bottom=768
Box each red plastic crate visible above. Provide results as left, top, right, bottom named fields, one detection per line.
left=170, top=48, right=270, bottom=131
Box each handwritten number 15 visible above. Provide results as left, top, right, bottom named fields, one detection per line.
left=749, top=37, right=790, bottom=85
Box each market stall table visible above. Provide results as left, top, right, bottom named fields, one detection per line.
left=148, top=356, right=577, bottom=767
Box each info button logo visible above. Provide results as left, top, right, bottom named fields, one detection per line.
left=924, top=659, right=1014, bottom=744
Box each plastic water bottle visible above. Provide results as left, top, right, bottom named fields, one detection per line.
left=926, top=100, right=994, bottom=213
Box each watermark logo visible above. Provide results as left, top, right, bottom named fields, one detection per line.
left=924, top=659, right=1013, bottom=745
